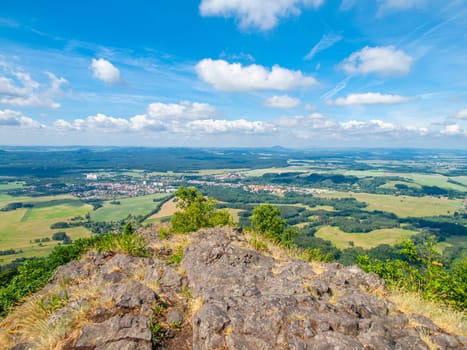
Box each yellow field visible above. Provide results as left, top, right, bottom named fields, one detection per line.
left=316, top=191, right=461, bottom=217
left=315, top=225, right=419, bottom=249
left=147, top=198, right=177, bottom=220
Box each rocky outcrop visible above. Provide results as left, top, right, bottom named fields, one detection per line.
left=183, top=227, right=466, bottom=350
left=4, top=227, right=466, bottom=349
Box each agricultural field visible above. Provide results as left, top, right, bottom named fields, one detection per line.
left=240, top=166, right=311, bottom=177
left=435, top=235, right=467, bottom=254
left=0, top=182, right=25, bottom=191
left=315, top=226, right=419, bottom=250
left=451, top=176, right=467, bottom=186
left=316, top=192, right=462, bottom=217
left=145, top=198, right=178, bottom=224
left=403, top=174, right=467, bottom=192
left=91, top=193, right=170, bottom=222
left=379, top=180, right=421, bottom=190
left=0, top=194, right=93, bottom=263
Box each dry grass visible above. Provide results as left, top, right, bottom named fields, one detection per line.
left=0, top=273, right=107, bottom=349
left=189, top=297, right=204, bottom=318
left=419, top=329, right=439, bottom=350
left=389, top=289, right=466, bottom=336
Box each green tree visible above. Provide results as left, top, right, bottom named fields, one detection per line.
left=250, top=204, right=286, bottom=241
left=123, top=222, right=134, bottom=235
left=171, top=186, right=231, bottom=233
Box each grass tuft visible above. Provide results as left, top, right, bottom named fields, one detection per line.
left=389, top=289, right=466, bottom=336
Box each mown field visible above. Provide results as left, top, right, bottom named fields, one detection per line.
left=144, top=198, right=177, bottom=224
left=315, top=225, right=419, bottom=249
left=316, top=191, right=462, bottom=217
left=0, top=194, right=93, bottom=264
left=91, top=193, right=170, bottom=222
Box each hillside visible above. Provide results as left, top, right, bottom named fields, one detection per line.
left=0, top=227, right=465, bottom=349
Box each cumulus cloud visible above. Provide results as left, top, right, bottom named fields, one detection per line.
left=332, top=92, right=410, bottom=106
left=304, top=32, right=342, bottom=61
left=55, top=114, right=130, bottom=132
left=196, top=59, right=317, bottom=92
left=340, top=119, right=397, bottom=132
left=263, top=95, right=300, bottom=109
left=199, top=0, right=323, bottom=31
left=341, top=46, right=413, bottom=76
left=0, top=69, right=66, bottom=109
left=450, top=108, right=467, bottom=120
left=91, top=58, right=121, bottom=84
left=147, top=101, right=217, bottom=119
left=0, top=109, right=43, bottom=128
left=441, top=124, right=464, bottom=135
left=187, top=119, right=269, bottom=134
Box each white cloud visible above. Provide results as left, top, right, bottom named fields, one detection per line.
left=91, top=58, right=121, bottom=84
left=341, top=46, right=413, bottom=76
left=196, top=59, right=317, bottom=92
left=187, top=118, right=269, bottom=134
left=378, top=0, right=425, bottom=14
left=55, top=114, right=130, bottom=132
left=0, top=69, right=66, bottom=109
left=0, top=109, right=43, bottom=128
left=441, top=124, right=464, bottom=135
left=451, top=108, right=467, bottom=120
left=339, top=0, right=356, bottom=11
left=339, top=119, right=397, bottom=132
left=199, top=0, right=323, bottom=31
left=304, top=32, right=342, bottom=61
left=332, top=92, right=410, bottom=105
left=275, top=113, right=337, bottom=130
left=147, top=101, right=217, bottom=119
left=263, top=95, right=300, bottom=109
left=55, top=101, right=220, bottom=133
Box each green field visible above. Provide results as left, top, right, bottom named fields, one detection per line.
left=317, top=191, right=462, bottom=217
left=240, top=166, right=311, bottom=177
left=405, top=174, right=466, bottom=192
left=449, top=176, right=467, bottom=187
left=379, top=180, right=421, bottom=190
left=0, top=182, right=25, bottom=191
left=91, top=193, right=170, bottom=222
left=315, top=225, right=419, bottom=249
left=0, top=195, right=93, bottom=264
left=435, top=235, right=467, bottom=254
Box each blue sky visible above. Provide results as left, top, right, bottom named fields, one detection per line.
left=0, top=0, right=466, bottom=148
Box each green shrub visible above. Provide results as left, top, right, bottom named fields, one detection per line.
left=357, top=237, right=467, bottom=311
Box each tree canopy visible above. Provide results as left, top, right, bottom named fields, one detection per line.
left=170, top=186, right=231, bottom=233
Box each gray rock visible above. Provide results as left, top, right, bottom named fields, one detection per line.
left=160, top=266, right=182, bottom=292
left=166, top=309, right=184, bottom=325
left=182, top=227, right=464, bottom=350
left=74, top=315, right=152, bottom=349
left=102, top=280, right=157, bottom=314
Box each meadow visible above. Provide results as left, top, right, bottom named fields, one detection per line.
left=435, top=235, right=467, bottom=254
left=315, top=226, right=419, bottom=249
left=316, top=191, right=462, bottom=217
left=0, top=194, right=93, bottom=263
left=91, top=193, right=170, bottom=222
